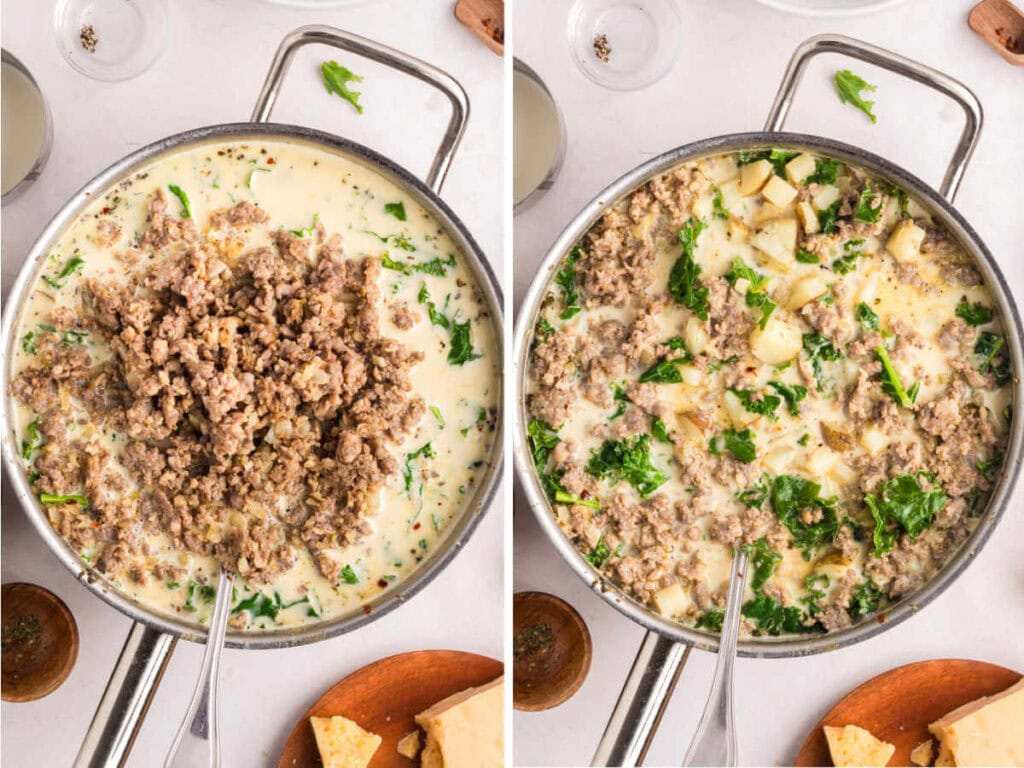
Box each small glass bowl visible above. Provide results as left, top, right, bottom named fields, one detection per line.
left=1, top=50, right=53, bottom=205
left=567, top=0, right=683, bottom=91
left=53, top=0, right=169, bottom=82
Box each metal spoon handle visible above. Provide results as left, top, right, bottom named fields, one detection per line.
left=163, top=569, right=233, bottom=768
left=682, top=550, right=748, bottom=767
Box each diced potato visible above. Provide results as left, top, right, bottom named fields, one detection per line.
left=859, top=425, right=889, bottom=455
left=632, top=212, right=657, bottom=241
left=820, top=423, right=854, bottom=452
left=653, top=583, right=691, bottom=618
left=763, top=446, right=795, bottom=474
left=906, top=198, right=930, bottom=221
left=796, top=201, right=819, bottom=234
left=806, top=447, right=837, bottom=476
left=857, top=272, right=880, bottom=306
left=750, top=218, right=798, bottom=264
left=692, top=193, right=712, bottom=220
left=812, top=184, right=840, bottom=211
left=785, top=274, right=829, bottom=310
left=830, top=460, right=856, bottom=485
left=739, top=160, right=773, bottom=196
left=719, top=179, right=742, bottom=210
left=762, top=175, right=799, bottom=208
left=684, top=317, right=708, bottom=355
left=680, top=365, right=704, bottom=387
left=886, top=219, right=926, bottom=262
left=785, top=153, right=817, bottom=185
left=727, top=218, right=750, bottom=242
left=750, top=318, right=802, bottom=365
left=753, top=202, right=787, bottom=225
left=724, top=391, right=760, bottom=428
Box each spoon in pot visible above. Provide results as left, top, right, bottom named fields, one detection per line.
left=164, top=568, right=234, bottom=768
left=682, top=549, right=748, bottom=767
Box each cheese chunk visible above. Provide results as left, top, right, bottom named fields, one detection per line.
left=823, top=724, right=896, bottom=767
left=910, top=739, right=934, bottom=766
left=397, top=730, right=421, bottom=759
left=928, top=678, right=1024, bottom=767
left=415, top=676, right=503, bottom=768
left=309, top=715, right=382, bottom=768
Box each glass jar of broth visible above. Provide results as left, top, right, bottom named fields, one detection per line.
left=1, top=50, right=53, bottom=204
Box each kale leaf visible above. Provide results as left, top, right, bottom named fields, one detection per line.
left=556, top=245, right=584, bottom=320
left=668, top=218, right=709, bottom=320
left=767, top=381, right=808, bottom=416
left=806, top=157, right=840, bottom=185
left=730, top=388, right=782, bottom=421
left=586, top=435, right=667, bottom=497
left=802, top=333, right=844, bottom=392
left=709, top=427, right=757, bottom=463
left=955, top=299, right=992, bottom=327
left=744, top=537, right=782, bottom=591
left=856, top=302, right=880, bottom=331
left=770, top=475, right=839, bottom=556
left=321, top=60, right=365, bottom=114
left=875, top=345, right=920, bottom=408
left=865, top=472, right=947, bottom=556
left=695, top=609, right=725, bottom=632
left=834, top=69, right=878, bottom=123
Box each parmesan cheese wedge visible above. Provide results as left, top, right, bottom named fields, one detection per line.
left=911, top=739, right=934, bottom=766
left=928, top=677, right=1024, bottom=766
left=823, top=724, right=896, bottom=767
left=415, top=676, right=503, bottom=768
left=309, top=715, right=382, bottom=768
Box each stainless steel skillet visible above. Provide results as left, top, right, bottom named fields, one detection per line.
left=0, top=26, right=504, bottom=767
left=513, top=34, right=1022, bottom=765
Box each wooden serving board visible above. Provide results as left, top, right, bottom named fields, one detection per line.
left=277, top=650, right=502, bottom=768
left=795, top=659, right=1022, bottom=767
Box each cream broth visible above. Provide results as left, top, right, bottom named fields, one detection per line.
left=11, top=138, right=498, bottom=630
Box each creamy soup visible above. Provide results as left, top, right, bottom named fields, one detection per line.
left=526, top=148, right=1012, bottom=637
left=10, top=138, right=498, bottom=631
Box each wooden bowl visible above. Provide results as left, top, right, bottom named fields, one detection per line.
left=277, top=649, right=502, bottom=768
left=969, top=0, right=1024, bottom=66
left=2, top=582, right=79, bottom=702
left=513, top=591, right=592, bottom=711
left=795, top=658, right=1022, bottom=766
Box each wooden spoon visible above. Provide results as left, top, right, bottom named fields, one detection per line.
left=2, top=582, right=79, bottom=702
left=969, top=0, right=1024, bottom=65
left=454, top=0, right=504, bottom=55
left=512, top=591, right=592, bottom=711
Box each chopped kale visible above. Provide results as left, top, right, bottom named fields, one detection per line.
left=668, top=218, right=708, bottom=320
left=651, top=416, right=671, bottom=444
left=848, top=577, right=883, bottom=618
left=21, top=418, right=43, bottom=461
left=856, top=302, right=880, bottom=331
left=865, top=472, right=947, bottom=556
left=796, top=248, right=820, bottom=264
left=586, top=539, right=612, bottom=568
left=555, top=245, right=584, bottom=320
left=854, top=183, right=882, bottom=223
left=975, top=332, right=1011, bottom=384
left=167, top=185, right=192, bottom=218
left=875, top=345, right=920, bottom=408
left=39, top=493, right=89, bottom=508
left=321, top=60, right=364, bottom=114
left=767, top=381, right=808, bottom=416
left=817, top=200, right=842, bottom=234
left=802, top=333, right=844, bottom=392
left=639, top=357, right=690, bottom=384
left=742, top=592, right=812, bottom=636
left=402, top=443, right=437, bottom=495
left=730, top=389, right=782, bottom=421
left=586, top=435, right=667, bottom=497
left=736, top=474, right=772, bottom=509
left=384, top=201, right=407, bottom=221
left=340, top=564, right=359, bottom=584
left=770, top=475, right=839, bottom=556
left=834, top=69, right=878, bottom=123
left=711, top=186, right=730, bottom=220
left=709, top=427, right=757, bottom=463
left=43, top=255, right=86, bottom=290
left=955, top=299, right=993, bottom=327
left=744, top=537, right=782, bottom=591
left=695, top=609, right=725, bottom=632
left=806, top=157, right=840, bottom=185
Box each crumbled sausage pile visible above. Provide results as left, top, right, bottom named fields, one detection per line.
left=12, top=190, right=424, bottom=585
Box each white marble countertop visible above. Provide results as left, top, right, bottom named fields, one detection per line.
left=0, top=1, right=503, bottom=766
left=512, top=1, right=1024, bottom=766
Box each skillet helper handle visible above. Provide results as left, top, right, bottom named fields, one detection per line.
left=765, top=33, right=984, bottom=204
left=250, top=24, right=470, bottom=195
left=591, top=632, right=692, bottom=767
left=73, top=622, right=177, bottom=768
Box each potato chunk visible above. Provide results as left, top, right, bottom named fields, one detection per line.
left=796, top=201, right=820, bottom=234
left=750, top=318, right=802, bottom=365
left=762, top=175, right=799, bottom=208
left=785, top=274, right=829, bottom=310
left=750, top=218, right=798, bottom=264
left=785, top=153, right=816, bottom=185
left=812, top=184, right=841, bottom=211
left=739, top=160, right=773, bottom=196
left=886, top=219, right=926, bottom=262
left=653, top=583, right=691, bottom=618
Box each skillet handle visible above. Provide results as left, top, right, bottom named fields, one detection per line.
left=591, top=631, right=692, bottom=767
left=73, top=622, right=177, bottom=768
left=250, top=24, right=470, bottom=195
left=764, top=33, right=983, bottom=204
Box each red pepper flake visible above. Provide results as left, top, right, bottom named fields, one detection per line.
left=267, top=158, right=275, bottom=165
left=412, top=522, right=422, bottom=530
left=376, top=579, right=389, bottom=589
left=362, top=605, right=372, bottom=615
left=101, top=207, right=111, bottom=215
